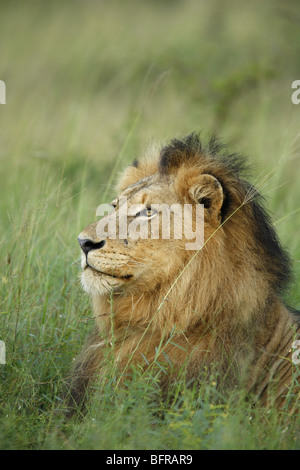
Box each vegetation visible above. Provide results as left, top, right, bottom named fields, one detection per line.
left=0, top=0, right=299, bottom=450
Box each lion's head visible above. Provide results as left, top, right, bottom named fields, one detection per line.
left=78, top=133, right=291, bottom=329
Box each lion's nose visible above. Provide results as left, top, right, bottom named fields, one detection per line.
left=78, top=238, right=106, bottom=255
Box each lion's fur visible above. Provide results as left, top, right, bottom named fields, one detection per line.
left=65, top=133, right=299, bottom=415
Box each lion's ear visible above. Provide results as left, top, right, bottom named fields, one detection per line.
left=189, top=174, right=223, bottom=218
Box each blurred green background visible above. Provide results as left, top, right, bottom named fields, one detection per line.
left=0, top=0, right=299, bottom=450
left=1, top=0, right=300, bottom=235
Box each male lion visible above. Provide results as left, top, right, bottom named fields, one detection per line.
left=65, top=133, right=299, bottom=415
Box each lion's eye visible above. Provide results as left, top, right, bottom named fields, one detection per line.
left=143, top=207, right=156, bottom=218
left=146, top=207, right=153, bottom=217
left=135, top=207, right=156, bottom=219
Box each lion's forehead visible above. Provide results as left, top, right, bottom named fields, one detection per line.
left=119, top=177, right=177, bottom=206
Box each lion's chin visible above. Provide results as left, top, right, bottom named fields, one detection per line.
left=80, top=267, right=128, bottom=295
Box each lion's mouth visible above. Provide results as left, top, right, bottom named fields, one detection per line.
left=85, top=264, right=133, bottom=280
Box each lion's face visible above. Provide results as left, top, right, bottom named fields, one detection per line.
left=79, top=167, right=225, bottom=296
left=79, top=174, right=184, bottom=295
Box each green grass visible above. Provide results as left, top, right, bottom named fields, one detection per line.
left=0, top=0, right=299, bottom=450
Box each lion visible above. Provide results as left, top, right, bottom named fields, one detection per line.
left=65, top=133, right=299, bottom=415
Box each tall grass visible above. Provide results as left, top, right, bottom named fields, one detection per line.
left=0, top=0, right=299, bottom=449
